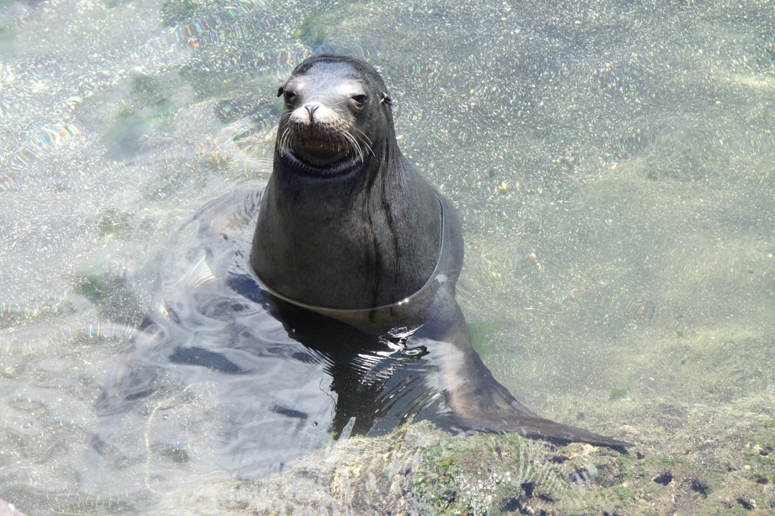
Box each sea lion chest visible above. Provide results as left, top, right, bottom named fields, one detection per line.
left=251, top=156, right=445, bottom=330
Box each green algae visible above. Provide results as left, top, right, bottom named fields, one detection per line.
left=407, top=428, right=775, bottom=514
left=292, top=14, right=326, bottom=48
left=73, top=275, right=109, bottom=305
left=143, top=416, right=775, bottom=515
left=469, top=322, right=502, bottom=356
left=609, top=387, right=628, bottom=401
left=103, top=109, right=149, bottom=156
left=412, top=433, right=585, bottom=515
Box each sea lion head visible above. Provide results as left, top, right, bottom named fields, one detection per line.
left=275, top=55, right=394, bottom=178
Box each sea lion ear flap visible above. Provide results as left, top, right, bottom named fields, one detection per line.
left=380, top=92, right=392, bottom=106
left=277, top=86, right=285, bottom=97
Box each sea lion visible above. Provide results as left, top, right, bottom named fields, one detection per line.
left=250, top=54, right=629, bottom=447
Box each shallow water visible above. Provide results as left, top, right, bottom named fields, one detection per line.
left=1, top=0, right=774, bottom=513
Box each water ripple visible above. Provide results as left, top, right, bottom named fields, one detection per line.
left=1, top=124, right=83, bottom=190
left=2, top=321, right=137, bottom=356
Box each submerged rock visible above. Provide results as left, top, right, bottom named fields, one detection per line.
left=149, top=406, right=774, bottom=515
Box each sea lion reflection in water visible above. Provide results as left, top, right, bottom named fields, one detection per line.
left=250, top=55, right=628, bottom=448
left=97, top=55, right=629, bottom=456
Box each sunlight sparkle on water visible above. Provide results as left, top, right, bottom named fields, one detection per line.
left=2, top=322, right=137, bottom=356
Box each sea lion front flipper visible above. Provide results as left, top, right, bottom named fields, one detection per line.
left=414, top=294, right=631, bottom=448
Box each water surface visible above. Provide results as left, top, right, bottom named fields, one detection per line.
left=1, top=0, right=774, bottom=513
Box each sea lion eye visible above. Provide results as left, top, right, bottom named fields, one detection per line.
left=282, top=89, right=298, bottom=105
left=350, top=94, right=367, bottom=110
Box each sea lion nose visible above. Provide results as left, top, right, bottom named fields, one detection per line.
left=305, top=104, right=319, bottom=121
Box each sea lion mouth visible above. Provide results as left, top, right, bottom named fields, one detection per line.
left=280, top=148, right=369, bottom=178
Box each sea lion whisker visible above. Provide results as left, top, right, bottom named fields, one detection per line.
left=352, top=134, right=365, bottom=162
left=343, top=131, right=362, bottom=161
left=279, top=127, right=293, bottom=153
left=346, top=131, right=366, bottom=162
left=355, top=137, right=365, bottom=162
left=346, top=135, right=359, bottom=161
left=352, top=128, right=374, bottom=157
left=353, top=127, right=373, bottom=145
left=285, top=129, right=296, bottom=154
left=354, top=135, right=367, bottom=162
left=352, top=127, right=374, bottom=152
left=340, top=131, right=351, bottom=150
left=276, top=128, right=285, bottom=152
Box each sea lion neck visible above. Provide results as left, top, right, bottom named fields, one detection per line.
left=273, top=134, right=391, bottom=188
